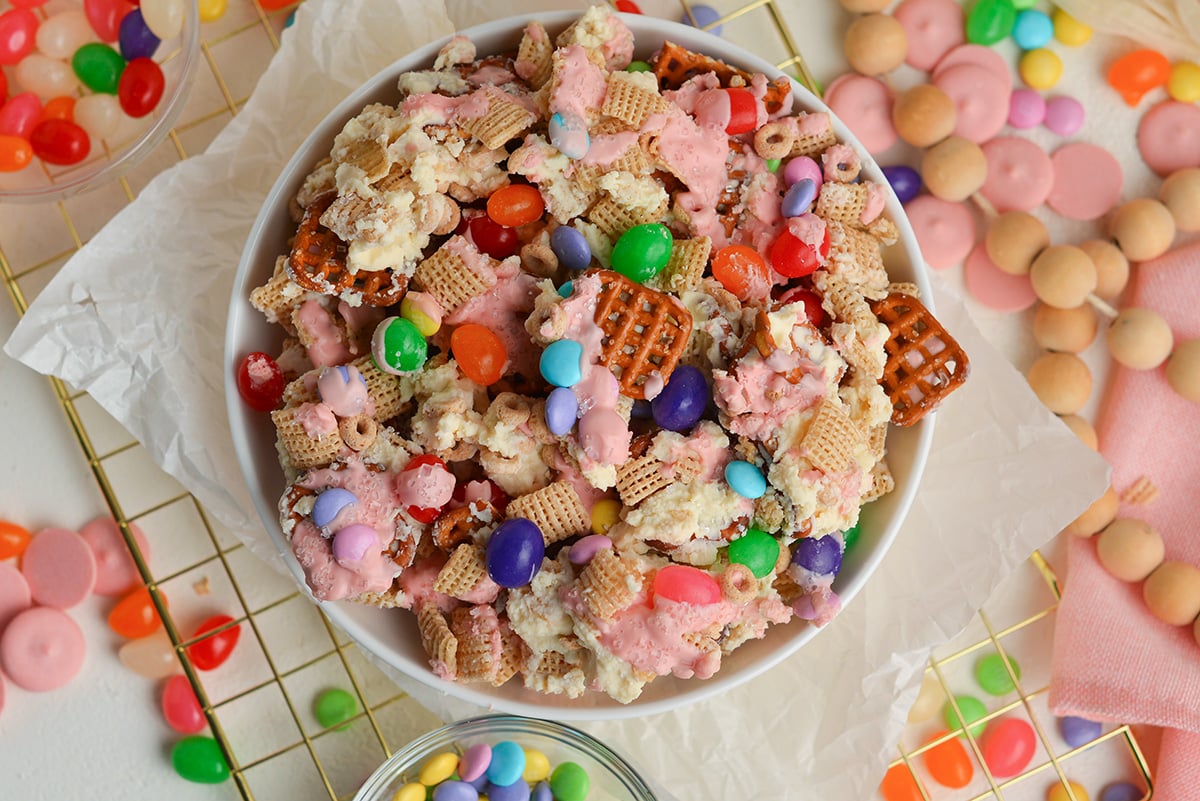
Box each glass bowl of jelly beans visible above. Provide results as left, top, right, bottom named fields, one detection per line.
left=353, top=715, right=659, bottom=801
left=0, top=0, right=200, bottom=202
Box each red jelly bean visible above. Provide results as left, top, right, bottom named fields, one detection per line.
left=0, top=8, right=38, bottom=66
left=450, top=324, right=508, bottom=386
left=769, top=225, right=830, bottom=278
left=879, top=763, right=924, bottom=801
left=468, top=214, right=520, bottom=260
left=776, top=286, right=828, bottom=328
left=487, top=184, right=545, bottom=228
left=403, top=454, right=449, bottom=523
left=43, top=96, right=75, bottom=122
left=236, top=352, right=285, bottom=412
left=1107, top=49, right=1171, bottom=106
left=108, top=585, right=164, bottom=639
left=29, top=119, right=90, bottom=165
left=653, top=565, right=722, bottom=605
left=186, top=614, right=241, bottom=671
left=0, top=520, right=32, bottom=559
left=259, top=0, right=295, bottom=9
left=0, top=135, right=32, bottom=172
left=614, top=0, right=642, bottom=12
left=162, top=674, right=207, bottom=734
left=922, top=731, right=973, bottom=788
left=711, top=244, right=769, bottom=301
left=981, top=717, right=1036, bottom=777
left=117, top=57, right=164, bottom=118
left=725, top=87, right=757, bottom=135
left=0, top=69, right=7, bottom=102
left=0, top=92, right=42, bottom=139
left=84, top=0, right=129, bottom=42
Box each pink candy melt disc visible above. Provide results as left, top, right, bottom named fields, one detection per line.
left=0, top=562, right=33, bottom=631
left=0, top=606, right=86, bottom=692
left=79, top=516, right=150, bottom=597
left=934, top=43, right=1012, bottom=91
left=893, top=0, right=964, bottom=72
left=964, top=242, right=1037, bottom=312
left=1048, top=142, right=1124, bottom=221
left=933, top=62, right=1011, bottom=143
left=1138, top=101, right=1200, bottom=177
left=980, top=137, right=1054, bottom=213
left=904, top=195, right=976, bottom=270
left=20, top=527, right=97, bottom=609
left=824, top=74, right=898, bottom=155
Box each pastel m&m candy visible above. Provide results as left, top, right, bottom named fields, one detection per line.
left=1020, top=48, right=1063, bottom=90
left=544, top=386, right=578, bottom=436
left=1168, top=61, right=1200, bottom=102
left=1008, top=88, right=1046, bottom=128
left=487, top=740, right=527, bottom=787
left=1052, top=8, right=1092, bottom=46
left=792, top=534, right=843, bottom=575
left=724, top=459, right=766, bottom=499
left=727, top=528, right=779, bottom=578
left=650, top=364, right=707, bottom=432
left=549, top=762, right=590, bottom=801
left=1011, top=9, right=1052, bottom=50
left=881, top=165, right=921, bottom=204
left=550, top=225, right=591, bottom=271
left=539, top=339, right=583, bottom=387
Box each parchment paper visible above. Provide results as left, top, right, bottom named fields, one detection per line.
left=3, top=2, right=1109, bottom=799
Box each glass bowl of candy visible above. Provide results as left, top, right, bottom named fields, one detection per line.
left=227, top=9, right=946, bottom=719
left=0, top=0, right=200, bottom=202
left=352, top=715, right=658, bottom=801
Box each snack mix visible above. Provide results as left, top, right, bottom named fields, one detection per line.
left=244, top=6, right=968, bottom=703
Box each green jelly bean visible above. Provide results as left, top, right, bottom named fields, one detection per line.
left=1011, top=0, right=1036, bottom=8
left=72, top=43, right=126, bottom=94
left=314, top=688, right=357, bottom=731
left=765, top=158, right=781, bottom=173
left=549, top=761, right=590, bottom=801
left=944, top=694, right=988, bottom=738
left=611, top=223, right=672, bottom=283
left=374, top=317, right=427, bottom=373
left=842, top=521, right=861, bottom=552
left=171, top=736, right=231, bottom=784
left=728, top=528, right=780, bottom=579
left=626, top=60, right=652, bottom=72
left=975, top=652, right=1021, bottom=696
left=967, top=0, right=1017, bottom=45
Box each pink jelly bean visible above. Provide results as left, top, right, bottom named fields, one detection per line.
left=0, top=92, right=42, bottom=139
left=1007, top=88, right=1045, bottom=129
left=20, top=527, right=97, bottom=609
left=981, top=718, right=1037, bottom=777
left=1044, top=95, right=1085, bottom=136
left=653, top=564, right=722, bottom=605
left=162, top=674, right=207, bottom=734
left=0, top=8, right=38, bottom=66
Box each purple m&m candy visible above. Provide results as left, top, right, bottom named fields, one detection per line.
left=781, top=178, right=817, bottom=217
left=433, top=781, right=479, bottom=801
left=792, top=534, right=843, bottom=575
left=551, top=225, right=591, bottom=271
left=488, top=779, right=531, bottom=801
left=312, top=488, right=357, bottom=528
left=545, top=386, right=578, bottom=436
left=650, top=365, right=707, bottom=431
left=1099, top=782, right=1144, bottom=801
left=1058, top=715, right=1102, bottom=748
left=682, top=4, right=723, bottom=35
left=568, top=534, right=612, bottom=565
left=119, top=9, right=161, bottom=62
left=881, top=165, right=922, bottom=204
left=531, top=782, right=553, bottom=801
left=486, top=519, right=545, bottom=588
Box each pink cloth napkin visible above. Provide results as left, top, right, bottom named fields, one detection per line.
left=1050, top=241, right=1200, bottom=799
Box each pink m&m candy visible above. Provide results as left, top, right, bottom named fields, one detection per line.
left=1044, top=96, right=1084, bottom=136
left=1008, top=88, right=1045, bottom=129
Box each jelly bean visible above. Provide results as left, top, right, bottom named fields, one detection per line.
left=611, top=223, right=672, bottom=282
left=548, top=111, right=589, bottom=160
left=402, top=454, right=448, bottom=523
left=116, top=630, right=176, bottom=681
left=198, top=0, right=228, bottom=23
left=486, top=518, right=545, bottom=588
left=568, top=534, right=612, bottom=565
left=725, top=87, right=758, bottom=135
left=1107, top=50, right=1170, bottom=106
left=520, top=749, right=550, bottom=783
left=141, top=0, right=184, bottom=40
left=1052, top=8, right=1092, bottom=46
left=728, top=528, right=779, bottom=579
left=372, top=317, right=428, bottom=375
left=259, top=0, right=296, bottom=9
left=314, top=687, right=357, bottom=731
left=17, top=55, right=79, bottom=99
left=1168, top=61, right=1200, bottom=103
left=975, top=651, right=1020, bottom=695
left=879, top=763, right=923, bottom=801
left=653, top=564, right=721, bottom=605
left=332, top=524, right=377, bottom=564
left=109, top=585, right=164, bottom=639
left=626, top=60, right=651, bottom=72
left=400, top=292, right=441, bottom=336
left=0, top=135, right=32, bottom=172
left=943, top=694, right=987, bottom=738
left=550, top=225, right=591, bottom=271
left=1020, top=48, right=1063, bottom=91
left=540, top=339, right=583, bottom=387
left=966, top=0, right=1016, bottom=46
left=783, top=155, right=822, bottom=190
left=74, top=93, right=120, bottom=140
left=651, top=364, right=707, bottom=431
left=73, top=42, right=125, bottom=94
left=792, top=534, right=842, bottom=575
left=922, top=732, right=973, bottom=788
left=486, top=740, right=526, bottom=787
left=236, top=351, right=284, bottom=411
left=545, top=386, right=578, bottom=436
left=312, top=487, right=356, bottom=529
left=450, top=324, right=507, bottom=385
left=419, top=748, right=458, bottom=780
left=172, top=736, right=230, bottom=784
left=119, top=9, right=161, bottom=62
left=489, top=184, right=545, bottom=228
left=30, top=119, right=89, bottom=165
left=36, top=11, right=95, bottom=61
left=725, top=459, right=766, bottom=499
left=781, top=178, right=817, bottom=218
left=162, top=673, right=206, bottom=734
left=769, top=224, right=829, bottom=278
left=1012, top=9, right=1052, bottom=50
left=1049, top=781, right=1089, bottom=801
left=614, top=0, right=642, bottom=13
left=186, top=614, right=241, bottom=671
left=682, top=4, right=723, bottom=35
left=0, top=521, right=32, bottom=560
left=981, top=717, right=1036, bottom=776
left=776, top=285, right=828, bottom=328
left=488, top=780, right=530, bottom=801
left=1099, top=782, right=1143, bottom=801
left=459, top=742, right=492, bottom=782
left=0, top=92, right=42, bottom=139
left=0, top=70, right=6, bottom=102
left=0, top=9, right=39, bottom=66
left=435, top=781, right=480, bottom=801
left=469, top=214, right=520, bottom=259
left=590, top=498, right=621, bottom=536
left=548, top=763, right=589, bottom=801
left=879, top=165, right=919, bottom=203
left=118, top=57, right=165, bottom=118
left=394, top=784, right=426, bottom=801
left=1044, top=96, right=1084, bottom=136
left=43, top=96, right=75, bottom=122
left=84, top=0, right=130, bottom=42
left=842, top=520, right=861, bottom=551
left=9, top=0, right=51, bottom=7
left=1007, top=87, right=1046, bottom=129
left=710, top=245, right=769, bottom=301
left=1058, top=715, right=1101, bottom=748
left=765, top=158, right=780, bottom=172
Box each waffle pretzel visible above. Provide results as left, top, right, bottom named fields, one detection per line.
left=870, top=292, right=970, bottom=427
left=506, top=481, right=589, bottom=546
left=652, top=41, right=792, bottom=114
left=590, top=269, right=693, bottom=400
left=286, top=194, right=407, bottom=307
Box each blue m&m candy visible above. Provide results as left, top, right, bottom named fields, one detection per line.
left=540, top=339, right=583, bottom=387
left=312, top=488, right=357, bottom=529
left=724, top=460, right=766, bottom=499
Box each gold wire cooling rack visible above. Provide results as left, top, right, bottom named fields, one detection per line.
left=0, top=2, right=1150, bottom=800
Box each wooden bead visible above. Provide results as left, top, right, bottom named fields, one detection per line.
left=1194, top=615, right=1200, bottom=649
left=1079, top=239, right=1129, bottom=300
left=1027, top=352, right=1092, bottom=414
left=838, top=0, right=891, bottom=12
left=1166, top=339, right=1200, bottom=402
left=1096, top=518, right=1165, bottom=582
left=1033, top=304, right=1098, bottom=353
left=845, top=14, right=908, bottom=76
left=893, top=84, right=957, bottom=148
left=1110, top=198, right=1176, bottom=262
left=986, top=211, right=1049, bottom=276
left=1159, top=167, right=1200, bottom=232
left=1107, top=307, right=1174, bottom=370
left=1060, top=414, right=1098, bottom=450
left=1064, top=486, right=1118, bottom=537
left=921, top=136, right=986, bottom=202
left=1029, top=245, right=1097, bottom=309
left=1143, top=561, right=1200, bottom=626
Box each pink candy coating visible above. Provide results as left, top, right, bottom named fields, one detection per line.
left=980, top=136, right=1054, bottom=212
left=934, top=43, right=1012, bottom=91
left=20, top=527, right=97, bottom=609
left=458, top=742, right=492, bottom=782
left=79, top=516, right=150, bottom=597
left=904, top=195, right=976, bottom=270
left=0, top=606, right=86, bottom=692
left=1048, top=142, right=1123, bottom=221
left=1137, top=100, right=1200, bottom=177
left=893, top=0, right=964, bottom=72
left=964, top=242, right=1037, bottom=312
left=1007, top=88, right=1046, bottom=129
left=824, top=74, right=897, bottom=154
left=0, top=561, right=32, bottom=631
left=332, top=524, right=377, bottom=564
left=568, top=534, right=613, bottom=565
left=1043, top=96, right=1084, bottom=136
left=933, top=62, right=1010, bottom=143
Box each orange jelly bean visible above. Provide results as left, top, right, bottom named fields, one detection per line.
left=922, top=730, right=974, bottom=789
left=711, top=245, right=770, bottom=301
left=879, top=763, right=924, bottom=801
left=43, top=95, right=75, bottom=122
left=1107, top=49, right=1171, bottom=106
left=450, top=324, right=508, bottom=386
left=108, top=585, right=166, bottom=639
left=0, top=520, right=32, bottom=559
left=487, top=184, right=545, bottom=228
left=0, top=135, right=33, bottom=173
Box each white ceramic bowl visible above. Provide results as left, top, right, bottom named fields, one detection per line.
left=226, top=11, right=935, bottom=720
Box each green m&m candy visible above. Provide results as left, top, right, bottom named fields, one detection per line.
left=314, top=688, right=357, bottom=731
left=72, top=43, right=126, bottom=94
left=549, top=761, right=591, bottom=801
left=626, top=60, right=652, bottom=72
left=611, top=223, right=672, bottom=283
left=371, top=317, right=427, bottom=375
left=728, top=527, right=780, bottom=578
left=842, top=520, right=862, bottom=552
